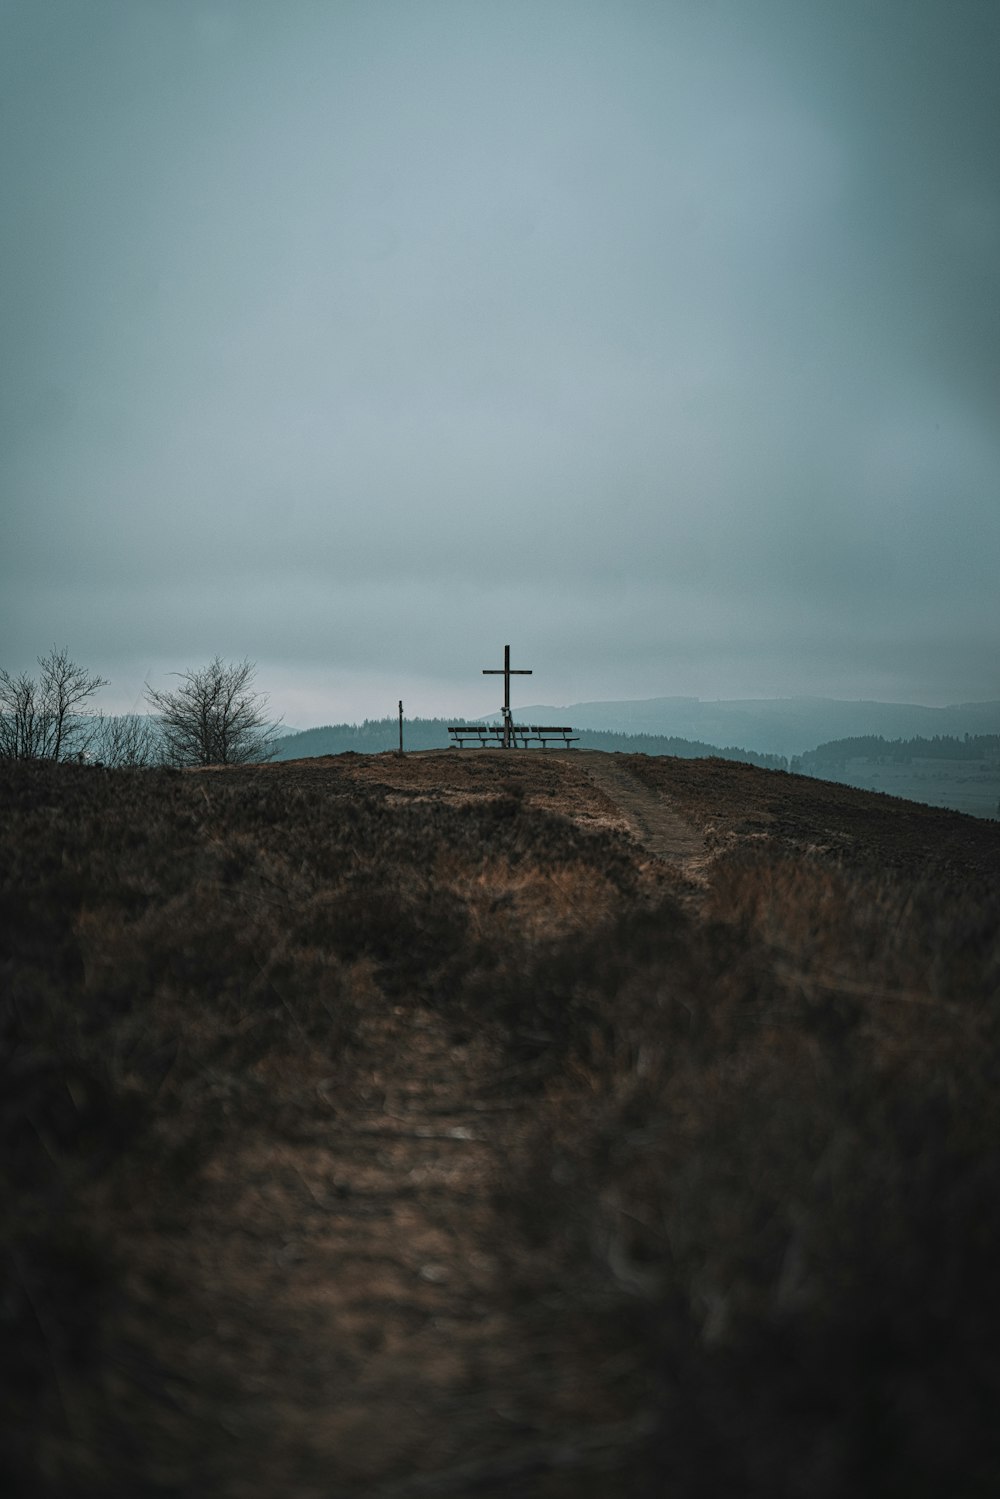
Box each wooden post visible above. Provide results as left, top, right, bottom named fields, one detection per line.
left=398, top=700, right=404, bottom=756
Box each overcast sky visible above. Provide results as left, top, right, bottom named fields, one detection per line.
left=2, top=0, right=998, bottom=725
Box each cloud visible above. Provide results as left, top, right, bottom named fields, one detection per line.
left=1, top=0, right=997, bottom=722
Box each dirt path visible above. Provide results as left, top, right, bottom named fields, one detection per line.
left=127, top=1000, right=641, bottom=1496
left=574, top=751, right=709, bottom=878
left=71, top=754, right=684, bottom=1493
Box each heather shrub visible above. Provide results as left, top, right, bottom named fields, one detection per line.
left=2, top=756, right=998, bottom=1496
left=504, top=851, right=1000, bottom=1496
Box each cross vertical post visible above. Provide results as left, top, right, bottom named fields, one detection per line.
left=483, top=644, right=532, bottom=748
left=398, top=700, right=403, bottom=757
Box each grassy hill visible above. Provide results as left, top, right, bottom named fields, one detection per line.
left=272, top=720, right=1000, bottom=820
left=3, top=752, right=999, bottom=1495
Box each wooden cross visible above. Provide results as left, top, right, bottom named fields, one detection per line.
left=483, top=644, right=532, bottom=749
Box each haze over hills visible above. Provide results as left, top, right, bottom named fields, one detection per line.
left=503, top=698, right=1000, bottom=760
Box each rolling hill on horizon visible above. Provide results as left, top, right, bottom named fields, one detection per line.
left=274, top=698, right=1000, bottom=764
left=501, top=696, right=1000, bottom=758
left=270, top=718, right=787, bottom=770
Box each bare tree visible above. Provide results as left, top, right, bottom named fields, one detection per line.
left=43, top=647, right=109, bottom=761
left=91, top=713, right=162, bottom=768
left=0, top=670, right=41, bottom=760
left=0, top=648, right=107, bottom=760
left=145, top=657, right=280, bottom=766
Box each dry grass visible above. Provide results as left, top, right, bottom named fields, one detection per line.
left=2, top=753, right=999, bottom=1496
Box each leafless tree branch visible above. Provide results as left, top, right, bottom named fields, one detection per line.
left=0, top=648, right=107, bottom=760
left=144, top=657, right=280, bottom=766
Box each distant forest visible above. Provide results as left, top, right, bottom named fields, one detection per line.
left=795, top=734, right=1000, bottom=772
left=272, top=718, right=789, bottom=770
left=274, top=721, right=1000, bottom=780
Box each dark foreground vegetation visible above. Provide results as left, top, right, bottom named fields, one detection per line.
left=2, top=754, right=999, bottom=1495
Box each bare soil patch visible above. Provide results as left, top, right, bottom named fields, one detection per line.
left=574, top=750, right=709, bottom=878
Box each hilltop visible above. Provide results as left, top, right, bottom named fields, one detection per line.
left=271, top=704, right=1000, bottom=822
left=271, top=718, right=787, bottom=770
left=3, top=751, right=999, bottom=1496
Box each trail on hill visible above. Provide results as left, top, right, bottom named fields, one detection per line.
left=575, top=751, right=708, bottom=877
left=115, top=996, right=647, bottom=1497
left=80, top=757, right=657, bottom=1498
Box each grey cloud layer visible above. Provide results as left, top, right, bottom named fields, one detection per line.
left=2, top=0, right=997, bottom=719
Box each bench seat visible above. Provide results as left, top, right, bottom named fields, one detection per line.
left=447, top=724, right=578, bottom=749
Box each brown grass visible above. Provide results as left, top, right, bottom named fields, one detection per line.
left=2, top=753, right=999, bottom=1496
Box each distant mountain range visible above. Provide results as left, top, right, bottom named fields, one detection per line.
left=502, top=697, right=1000, bottom=759
left=272, top=698, right=1000, bottom=763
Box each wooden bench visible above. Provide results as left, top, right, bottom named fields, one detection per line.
left=517, top=725, right=578, bottom=749
left=448, top=724, right=578, bottom=750
left=447, top=725, right=506, bottom=748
